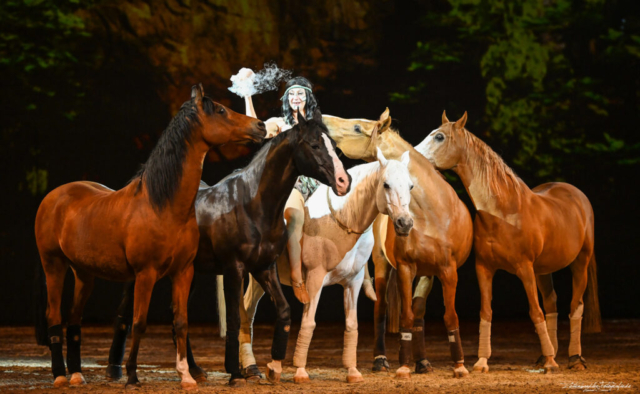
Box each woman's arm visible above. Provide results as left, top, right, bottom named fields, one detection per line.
left=244, top=96, right=257, bottom=118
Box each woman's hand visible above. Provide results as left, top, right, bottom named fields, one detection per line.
left=236, top=68, right=255, bottom=82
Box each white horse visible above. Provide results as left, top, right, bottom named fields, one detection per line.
left=218, top=148, right=414, bottom=384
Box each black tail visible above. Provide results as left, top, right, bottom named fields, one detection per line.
left=34, top=262, right=49, bottom=346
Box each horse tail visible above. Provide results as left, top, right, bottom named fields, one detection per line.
left=386, top=267, right=401, bottom=334
left=361, top=261, right=377, bottom=301
left=583, top=253, right=602, bottom=333
left=216, top=275, right=227, bottom=338
left=34, top=262, right=49, bottom=346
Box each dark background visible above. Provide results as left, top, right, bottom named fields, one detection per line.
left=1, top=0, right=639, bottom=329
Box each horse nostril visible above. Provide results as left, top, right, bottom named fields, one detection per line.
left=338, top=177, right=345, bottom=184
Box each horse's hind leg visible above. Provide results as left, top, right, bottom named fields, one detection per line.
left=567, top=250, right=591, bottom=371
left=240, top=275, right=266, bottom=381
left=41, top=254, right=69, bottom=388
left=412, top=276, right=434, bottom=374
left=535, top=274, right=558, bottom=366
left=171, top=265, right=197, bottom=390
left=124, top=271, right=156, bottom=389
left=372, top=238, right=391, bottom=372
left=106, top=281, right=134, bottom=380
left=516, top=264, right=559, bottom=374
left=222, top=265, right=247, bottom=386
left=67, top=268, right=95, bottom=386
left=473, top=261, right=495, bottom=373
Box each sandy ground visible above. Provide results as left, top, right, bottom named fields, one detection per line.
left=0, top=319, right=638, bottom=393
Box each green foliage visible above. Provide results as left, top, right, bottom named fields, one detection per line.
left=395, top=0, right=640, bottom=181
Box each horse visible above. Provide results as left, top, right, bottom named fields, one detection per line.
left=33, top=84, right=266, bottom=389
left=421, top=111, right=601, bottom=373
left=105, top=111, right=352, bottom=386
left=230, top=147, right=414, bottom=384
left=322, top=110, right=474, bottom=379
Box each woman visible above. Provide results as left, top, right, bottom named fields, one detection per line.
left=240, top=70, right=321, bottom=304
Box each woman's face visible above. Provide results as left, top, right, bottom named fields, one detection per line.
left=288, top=88, right=307, bottom=113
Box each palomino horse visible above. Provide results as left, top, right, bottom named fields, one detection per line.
left=323, top=111, right=474, bottom=379
left=34, top=85, right=266, bottom=389
left=421, top=111, right=601, bottom=373
left=233, top=148, right=414, bottom=384
left=106, top=112, right=351, bottom=386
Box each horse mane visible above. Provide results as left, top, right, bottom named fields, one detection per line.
left=461, top=128, right=523, bottom=198
left=130, top=96, right=216, bottom=210
left=332, top=161, right=381, bottom=227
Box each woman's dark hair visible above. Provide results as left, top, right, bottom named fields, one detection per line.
left=281, top=76, right=319, bottom=126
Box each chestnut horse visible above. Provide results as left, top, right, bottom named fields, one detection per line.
left=34, top=84, right=266, bottom=389
left=421, top=111, right=601, bottom=373
left=106, top=112, right=351, bottom=386
left=323, top=111, right=474, bottom=379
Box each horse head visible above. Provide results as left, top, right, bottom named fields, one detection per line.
left=421, top=110, right=468, bottom=170
left=375, top=148, right=414, bottom=236
left=191, top=83, right=266, bottom=146
left=292, top=113, right=351, bottom=196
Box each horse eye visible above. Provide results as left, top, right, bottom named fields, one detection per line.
left=311, top=145, right=320, bottom=150
left=354, top=124, right=362, bottom=133
left=383, top=183, right=390, bottom=189
left=218, top=107, right=225, bottom=114
left=410, top=184, right=414, bottom=190
left=435, top=133, right=444, bottom=142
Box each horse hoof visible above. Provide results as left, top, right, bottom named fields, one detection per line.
left=473, top=358, right=490, bottom=373
left=106, top=364, right=123, bottom=380
left=453, top=365, right=469, bottom=378
left=243, top=364, right=263, bottom=382
left=544, top=365, right=560, bottom=374
left=266, top=367, right=281, bottom=384
left=293, top=375, right=310, bottom=384
left=534, top=355, right=546, bottom=368
left=395, top=366, right=411, bottom=380
left=181, top=381, right=198, bottom=390
left=229, top=378, right=246, bottom=387
left=346, top=374, right=364, bottom=383
left=125, top=382, right=141, bottom=390
left=190, top=366, right=208, bottom=382
left=568, top=355, right=587, bottom=370
left=53, top=376, right=69, bottom=388
left=69, top=372, right=86, bottom=386
left=415, top=359, right=434, bottom=374
left=372, top=357, right=390, bottom=372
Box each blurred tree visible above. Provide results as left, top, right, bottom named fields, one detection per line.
left=395, top=0, right=640, bottom=181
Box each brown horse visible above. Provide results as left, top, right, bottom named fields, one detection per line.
left=323, top=111, right=474, bottom=379
left=34, top=84, right=266, bottom=389
left=421, top=111, right=601, bottom=373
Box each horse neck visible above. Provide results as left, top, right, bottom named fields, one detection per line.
left=168, top=138, right=210, bottom=221
left=329, top=162, right=382, bottom=232
left=453, top=130, right=529, bottom=218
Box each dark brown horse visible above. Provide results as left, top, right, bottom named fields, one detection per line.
left=34, top=84, right=265, bottom=389
left=422, top=111, right=601, bottom=373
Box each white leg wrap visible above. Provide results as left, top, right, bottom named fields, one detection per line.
left=478, top=319, right=492, bottom=359
left=342, top=330, right=358, bottom=369
left=240, top=343, right=256, bottom=368
left=569, top=304, right=584, bottom=356
left=545, top=313, right=558, bottom=356
left=293, top=327, right=314, bottom=368
left=535, top=321, right=555, bottom=357
left=176, top=354, right=196, bottom=384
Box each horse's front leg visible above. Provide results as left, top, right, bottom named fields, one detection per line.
left=223, top=265, right=246, bottom=386
left=239, top=274, right=266, bottom=381
left=440, top=266, right=468, bottom=378
left=395, top=263, right=416, bottom=380
left=171, top=281, right=206, bottom=382
left=252, top=263, right=292, bottom=384
left=171, top=265, right=197, bottom=390
left=412, top=276, right=434, bottom=374
left=343, top=272, right=365, bottom=383
left=106, top=281, right=134, bottom=380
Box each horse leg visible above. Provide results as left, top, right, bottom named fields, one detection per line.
left=240, top=274, right=266, bottom=381
left=41, top=255, right=69, bottom=388
left=66, top=268, right=95, bottom=386
left=567, top=251, right=591, bottom=371
left=516, top=264, right=559, bottom=374
left=106, top=281, right=134, bottom=380
left=292, top=269, right=326, bottom=383
left=343, top=275, right=364, bottom=383
left=534, top=274, right=558, bottom=366
left=372, top=244, right=391, bottom=372
left=285, top=200, right=310, bottom=304
left=252, top=264, right=293, bottom=384
left=473, top=262, right=495, bottom=373
left=222, top=265, right=246, bottom=386
left=395, top=263, right=416, bottom=380
left=440, top=267, right=468, bottom=378
left=171, top=281, right=206, bottom=382
left=412, top=276, right=434, bottom=374
left=171, top=265, right=197, bottom=390
left=124, top=271, right=156, bottom=388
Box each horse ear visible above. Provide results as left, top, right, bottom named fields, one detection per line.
left=400, top=151, right=411, bottom=168
left=376, top=147, right=388, bottom=167
left=312, top=109, right=323, bottom=123
left=378, top=108, right=392, bottom=133
left=454, top=111, right=468, bottom=129
left=379, top=108, right=390, bottom=122
left=442, top=110, right=450, bottom=125
left=191, top=83, right=204, bottom=103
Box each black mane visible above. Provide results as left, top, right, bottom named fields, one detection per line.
left=131, top=96, right=215, bottom=210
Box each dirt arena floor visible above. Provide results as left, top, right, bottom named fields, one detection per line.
left=0, top=319, right=638, bottom=393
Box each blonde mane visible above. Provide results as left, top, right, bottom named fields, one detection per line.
left=330, top=161, right=381, bottom=230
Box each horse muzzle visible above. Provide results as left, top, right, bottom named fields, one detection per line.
left=393, top=215, right=414, bottom=237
